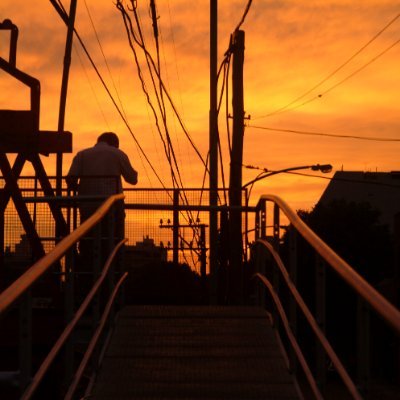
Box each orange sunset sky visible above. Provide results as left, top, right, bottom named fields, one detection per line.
left=1, top=0, right=399, bottom=211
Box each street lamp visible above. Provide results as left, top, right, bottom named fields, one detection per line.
left=242, top=163, right=333, bottom=202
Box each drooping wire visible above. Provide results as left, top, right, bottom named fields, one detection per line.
left=83, top=0, right=128, bottom=120
left=116, top=1, right=207, bottom=262
left=286, top=170, right=400, bottom=190
left=73, top=42, right=110, bottom=130
left=116, top=1, right=208, bottom=172
left=234, top=0, right=254, bottom=32
left=273, top=37, right=400, bottom=115
left=246, top=124, right=400, bottom=142
left=51, top=0, right=163, bottom=188
left=120, top=2, right=199, bottom=216
left=118, top=4, right=178, bottom=187
left=255, top=12, right=400, bottom=119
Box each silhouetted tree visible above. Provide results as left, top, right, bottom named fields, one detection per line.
left=298, top=199, right=393, bottom=284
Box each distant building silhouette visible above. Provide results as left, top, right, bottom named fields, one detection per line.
left=319, top=171, right=400, bottom=232
left=124, top=236, right=167, bottom=268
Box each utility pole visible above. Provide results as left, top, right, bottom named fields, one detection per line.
left=228, top=30, right=245, bottom=304
left=209, top=0, right=218, bottom=303
left=57, top=0, right=77, bottom=196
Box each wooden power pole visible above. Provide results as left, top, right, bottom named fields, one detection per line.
left=228, top=29, right=245, bottom=303
left=209, top=0, right=219, bottom=303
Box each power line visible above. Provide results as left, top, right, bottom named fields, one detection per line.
left=73, top=43, right=110, bottom=130
left=247, top=124, right=400, bottom=142
left=51, top=0, right=164, bottom=188
left=234, top=0, right=254, bottom=32
left=286, top=170, right=400, bottom=190
left=246, top=170, right=400, bottom=193
left=255, top=12, right=400, bottom=119
left=116, top=1, right=207, bottom=254
left=83, top=0, right=128, bottom=120
left=116, top=1, right=207, bottom=173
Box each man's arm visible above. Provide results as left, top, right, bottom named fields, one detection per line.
left=65, top=175, right=78, bottom=191
left=119, top=152, right=138, bottom=185
left=66, top=153, right=82, bottom=191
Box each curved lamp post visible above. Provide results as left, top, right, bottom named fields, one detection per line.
left=243, top=164, right=333, bottom=202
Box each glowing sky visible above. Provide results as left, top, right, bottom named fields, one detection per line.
left=1, top=0, right=399, bottom=211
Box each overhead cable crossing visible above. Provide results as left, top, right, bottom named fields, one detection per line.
left=247, top=124, right=400, bottom=142
left=51, top=0, right=166, bottom=189
left=255, top=12, right=400, bottom=119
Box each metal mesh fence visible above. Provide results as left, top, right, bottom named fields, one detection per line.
left=1, top=177, right=248, bottom=274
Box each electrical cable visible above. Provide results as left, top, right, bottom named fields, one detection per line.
left=51, top=0, right=163, bottom=189
left=83, top=0, right=128, bottom=120
left=246, top=124, right=400, bottom=142
left=128, top=3, right=200, bottom=231
left=73, top=43, right=110, bottom=130
left=234, top=0, right=254, bottom=32
left=117, top=1, right=208, bottom=172
left=255, top=12, right=400, bottom=119
left=286, top=170, right=400, bottom=190
left=117, top=1, right=207, bottom=260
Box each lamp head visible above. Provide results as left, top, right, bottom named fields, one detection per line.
left=311, top=164, right=332, bottom=173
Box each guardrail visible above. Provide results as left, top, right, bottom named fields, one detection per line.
left=0, top=194, right=127, bottom=399
left=252, top=194, right=400, bottom=399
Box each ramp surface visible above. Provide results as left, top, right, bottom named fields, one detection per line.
left=91, top=306, right=300, bottom=399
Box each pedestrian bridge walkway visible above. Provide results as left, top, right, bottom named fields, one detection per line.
left=91, top=305, right=299, bottom=400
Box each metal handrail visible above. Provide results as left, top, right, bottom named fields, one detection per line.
left=254, top=272, right=323, bottom=400
left=254, top=239, right=362, bottom=400
left=257, top=194, right=400, bottom=334
left=64, top=271, right=128, bottom=400
left=20, top=239, right=127, bottom=400
left=0, top=193, right=124, bottom=315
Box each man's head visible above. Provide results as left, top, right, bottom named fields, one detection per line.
left=97, top=132, right=119, bottom=148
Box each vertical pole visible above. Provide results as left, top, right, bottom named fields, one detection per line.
left=288, top=226, right=298, bottom=375
left=0, top=200, right=4, bottom=290
left=173, top=189, right=179, bottom=265
left=19, top=291, right=32, bottom=392
left=200, top=224, right=207, bottom=294
left=357, top=299, right=370, bottom=396
left=57, top=0, right=77, bottom=196
left=64, top=247, right=75, bottom=386
left=209, top=0, right=218, bottom=303
left=315, top=255, right=327, bottom=391
left=228, top=29, right=245, bottom=304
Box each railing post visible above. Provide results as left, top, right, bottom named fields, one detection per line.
left=19, top=290, right=32, bottom=393
left=255, top=203, right=260, bottom=241
left=173, top=189, right=179, bottom=265
left=272, top=203, right=281, bottom=332
left=255, top=245, right=266, bottom=309
left=261, top=199, right=267, bottom=239
left=64, top=246, right=75, bottom=386
left=107, top=206, right=116, bottom=321
left=92, top=222, right=102, bottom=329
left=288, top=225, right=298, bottom=375
left=0, top=202, right=4, bottom=289
left=357, top=298, right=370, bottom=396
left=315, top=255, right=327, bottom=391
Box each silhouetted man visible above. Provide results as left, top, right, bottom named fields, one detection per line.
left=67, top=132, right=138, bottom=238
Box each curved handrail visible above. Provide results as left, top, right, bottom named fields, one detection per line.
left=20, top=239, right=128, bottom=400
left=253, top=272, right=323, bottom=400
left=257, top=194, right=400, bottom=334
left=64, top=272, right=128, bottom=400
left=254, top=239, right=362, bottom=400
left=0, top=193, right=124, bottom=315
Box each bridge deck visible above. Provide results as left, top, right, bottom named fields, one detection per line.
left=91, top=306, right=300, bottom=399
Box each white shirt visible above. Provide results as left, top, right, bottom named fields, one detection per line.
left=67, top=141, right=138, bottom=195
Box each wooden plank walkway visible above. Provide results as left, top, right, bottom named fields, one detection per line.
left=91, top=306, right=300, bottom=400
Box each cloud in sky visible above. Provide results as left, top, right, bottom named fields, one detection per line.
left=0, top=0, right=399, bottom=211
